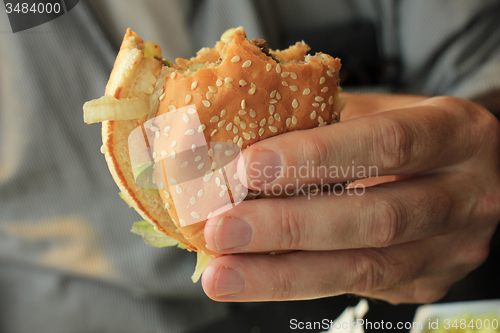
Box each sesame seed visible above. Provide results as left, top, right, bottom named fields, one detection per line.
left=218, top=120, right=226, bottom=127
left=233, top=126, right=238, bottom=134
left=210, top=116, right=219, bottom=123
left=274, top=113, right=281, bottom=121
left=185, top=129, right=195, bottom=135
left=225, top=149, right=235, bottom=156
left=198, top=163, right=205, bottom=170
left=152, top=151, right=157, bottom=159
left=243, top=132, right=251, bottom=140
left=269, top=99, right=277, bottom=104
left=242, top=60, right=251, bottom=68
left=183, top=113, right=189, bottom=123
left=292, top=99, right=299, bottom=108
left=269, top=126, right=278, bottom=133
left=240, top=122, right=247, bottom=129
left=292, top=116, right=298, bottom=124
left=269, top=105, right=275, bottom=115
left=286, top=118, right=291, bottom=126
left=239, top=79, right=247, bottom=86
left=248, top=87, right=256, bottom=95
left=206, top=91, right=213, bottom=99
left=191, top=144, right=196, bottom=152
left=170, top=141, right=177, bottom=147
left=198, top=124, right=206, bottom=132
left=203, top=173, right=213, bottom=182
left=169, top=178, right=177, bottom=184
left=208, top=148, right=213, bottom=157
left=328, top=66, right=336, bottom=73
left=320, top=77, right=326, bottom=84
left=151, top=125, right=159, bottom=131
left=170, top=72, right=177, bottom=79
left=220, top=109, right=227, bottom=117
left=225, top=82, right=233, bottom=88
left=250, top=122, right=258, bottom=128
left=168, top=105, right=176, bottom=111
left=268, top=116, right=274, bottom=125
left=259, top=128, right=265, bottom=136
left=282, top=81, right=289, bottom=86
left=191, top=81, right=198, bottom=90
left=303, top=88, right=311, bottom=95
left=276, top=92, right=281, bottom=100
left=164, top=126, right=171, bottom=133
left=270, top=90, right=276, bottom=98
left=195, top=156, right=202, bottom=161
left=241, top=99, right=246, bottom=109
left=327, top=70, right=334, bottom=77
left=237, top=137, right=244, bottom=147
left=215, top=177, right=221, bottom=186
left=266, top=63, right=272, bottom=71
left=321, top=103, right=326, bottom=111
left=318, top=116, right=324, bottom=123
left=180, top=161, right=187, bottom=168
left=290, top=72, right=297, bottom=79
left=312, top=102, right=320, bottom=107
left=176, top=185, right=182, bottom=194
left=234, top=116, right=241, bottom=125
left=249, top=109, right=256, bottom=118
left=155, top=131, right=160, bottom=139
left=321, top=87, right=329, bottom=93
left=235, top=184, right=242, bottom=192
left=165, top=202, right=170, bottom=209
left=198, top=189, right=203, bottom=197
left=210, top=129, right=217, bottom=137
left=212, top=162, right=217, bottom=169
left=226, top=122, right=233, bottom=131
left=233, top=135, right=239, bottom=143
left=171, top=150, right=176, bottom=158
left=208, top=86, right=217, bottom=93
left=310, top=110, right=317, bottom=119
left=202, top=100, right=210, bottom=107
left=216, top=78, right=223, bottom=86
left=250, top=131, right=256, bottom=139
left=290, top=85, right=298, bottom=91
left=180, top=219, right=186, bottom=225
left=214, top=144, right=223, bottom=150
left=233, top=173, right=239, bottom=180
left=161, top=150, right=167, bottom=156
left=276, top=64, right=281, bottom=73
left=329, top=96, right=334, bottom=105
left=219, top=191, right=225, bottom=197
left=231, top=55, right=240, bottom=62
left=159, top=92, right=166, bottom=101
left=281, top=71, right=289, bottom=78
left=224, top=77, right=233, bottom=83
left=188, top=108, right=196, bottom=114
left=260, top=118, right=267, bottom=126
left=191, top=211, right=200, bottom=219
left=315, top=96, right=324, bottom=102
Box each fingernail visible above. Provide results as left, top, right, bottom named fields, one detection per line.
left=245, top=150, right=282, bottom=187
left=215, top=217, right=253, bottom=251
left=215, top=267, right=246, bottom=297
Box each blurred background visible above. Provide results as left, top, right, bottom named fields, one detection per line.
left=1, top=0, right=499, bottom=332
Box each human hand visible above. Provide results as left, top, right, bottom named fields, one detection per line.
left=202, top=94, right=500, bottom=304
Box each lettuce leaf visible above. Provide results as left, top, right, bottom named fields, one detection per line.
left=191, top=251, right=212, bottom=283
left=131, top=220, right=180, bottom=248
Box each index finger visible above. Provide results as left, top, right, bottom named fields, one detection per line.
left=239, top=96, right=476, bottom=190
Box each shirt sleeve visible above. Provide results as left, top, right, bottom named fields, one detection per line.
left=397, top=0, right=500, bottom=101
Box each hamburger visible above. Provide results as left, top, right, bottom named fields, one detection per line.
left=83, top=27, right=344, bottom=282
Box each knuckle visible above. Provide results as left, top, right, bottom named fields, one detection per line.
left=301, top=133, right=333, bottom=167
left=368, top=197, right=402, bottom=248
left=270, top=269, right=297, bottom=300
left=348, top=251, right=385, bottom=293
left=277, top=205, right=307, bottom=249
left=374, top=116, right=413, bottom=171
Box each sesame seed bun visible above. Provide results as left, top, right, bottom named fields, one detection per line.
left=99, top=27, right=341, bottom=258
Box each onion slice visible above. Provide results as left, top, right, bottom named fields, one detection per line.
left=83, top=95, right=149, bottom=124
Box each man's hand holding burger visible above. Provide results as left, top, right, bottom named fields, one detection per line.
left=202, top=93, right=500, bottom=304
